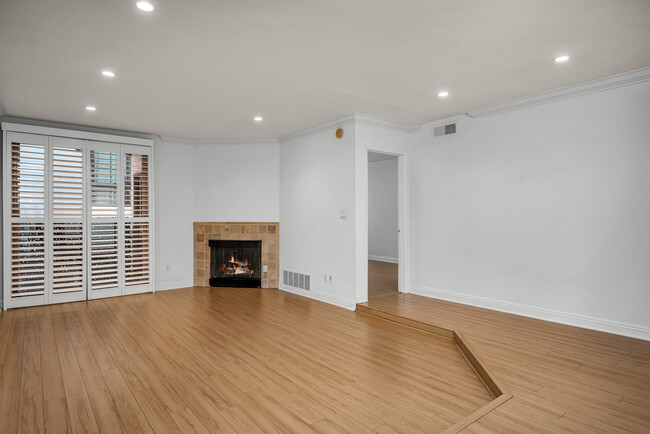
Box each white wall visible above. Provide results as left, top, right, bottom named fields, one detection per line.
left=279, top=121, right=358, bottom=309
left=0, top=130, right=3, bottom=309
left=154, top=138, right=195, bottom=290
left=409, top=79, right=650, bottom=338
left=155, top=138, right=281, bottom=291
left=368, top=158, right=398, bottom=262
left=192, top=141, right=280, bottom=222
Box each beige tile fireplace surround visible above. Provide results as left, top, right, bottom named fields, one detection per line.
left=193, top=222, right=279, bottom=288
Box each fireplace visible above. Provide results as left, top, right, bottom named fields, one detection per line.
left=209, top=240, right=262, bottom=288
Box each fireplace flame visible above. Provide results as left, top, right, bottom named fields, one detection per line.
left=219, top=255, right=254, bottom=276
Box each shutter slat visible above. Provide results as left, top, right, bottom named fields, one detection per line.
left=90, top=150, right=119, bottom=218
left=124, top=221, right=150, bottom=286
left=52, top=147, right=84, bottom=218
left=91, top=222, right=119, bottom=290
left=124, top=153, right=149, bottom=218
left=11, top=222, right=46, bottom=297
left=11, top=142, right=46, bottom=218
left=52, top=222, right=84, bottom=294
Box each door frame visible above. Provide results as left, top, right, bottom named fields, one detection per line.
left=355, top=145, right=409, bottom=304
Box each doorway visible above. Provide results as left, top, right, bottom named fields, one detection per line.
left=367, top=151, right=399, bottom=299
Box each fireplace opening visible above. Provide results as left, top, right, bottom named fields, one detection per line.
left=209, top=240, right=261, bottom=288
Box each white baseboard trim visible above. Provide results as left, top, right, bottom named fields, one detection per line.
left=278, top=284, right=357, bottom=311
left=156, top=280, right=194, bottom=292
left=412, top=285, right=650, bottom=341
left=368, top=255, right=398, bottom=264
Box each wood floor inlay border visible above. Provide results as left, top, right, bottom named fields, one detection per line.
left=356, top=303, right=513, bottom=433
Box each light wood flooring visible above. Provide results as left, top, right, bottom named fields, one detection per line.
left=362, top=293, right=650, bottom=433
left=368, top=260, right=398, bottom=299
left=0, top=287, right=492, bottom=433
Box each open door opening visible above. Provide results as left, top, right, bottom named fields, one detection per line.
left=367, top=151, right=400, bottom=299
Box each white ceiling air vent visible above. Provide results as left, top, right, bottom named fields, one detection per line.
left=433, top=122, right=456, bottom=137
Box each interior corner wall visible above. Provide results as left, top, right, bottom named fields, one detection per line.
left=279, top=124, right=357, bottom=309
left=192, top=141, right=280, bottom=222
left=368, top=159, right=398, bottom=262
left=154, top=138, right=195, bottom=290
left=409, top=80, right=650, bottom=338
left=0, top=129, right=3, bottom=310
left=155, top=138, right=281, bottom=291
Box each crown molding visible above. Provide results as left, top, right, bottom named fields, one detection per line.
left=277, top=114, right=357, bottom=143
left=354, top=113, right=419, bottom=133
left=466, top=67, right=650, bottom=119
left=278, top=113, right=416, bottom=143
left=158, top=136, right=278, bottom=145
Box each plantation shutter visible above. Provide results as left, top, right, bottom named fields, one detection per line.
left=0, top=123, right=154, bottom=308
left=88, top=142, right=122, bottom=299
left=8, top=133, right=48, bottom=307
left=123, top=146, right=152, bottom=294
left=49, top=137, right=86, bottom=302
left=3, top=125, right=154, bottom=309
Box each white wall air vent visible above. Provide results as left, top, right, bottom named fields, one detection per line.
left=283, top=270, right=310, bottom=291
left=433, top=122, right=457, bottom=137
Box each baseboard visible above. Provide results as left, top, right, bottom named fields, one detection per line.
left=156, top=280, right=194, bottom=292
left=368, top=254, right=398, bottom=264
left=278, top=284, right=357, bottom=311
left=412, top=285, right=650, bottom=341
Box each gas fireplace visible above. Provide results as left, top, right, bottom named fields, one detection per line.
left=209, top=240, right=262, bottom=288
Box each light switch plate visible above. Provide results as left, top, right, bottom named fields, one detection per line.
left=263, top=265, right=268, bottom=272
left=340, top=209, right=347, bottom=219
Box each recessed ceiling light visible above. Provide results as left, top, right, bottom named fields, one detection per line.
left=101, top=70, right=116, bottom=77
left=438, top=91, right=449, bottom=97
left=554, top=55, right=570, bottom=63
left=136, top=1, right=154, bottom=12
left=254, top=116, right=263, bottom=122
left=86, top=106, right=97, bottom=111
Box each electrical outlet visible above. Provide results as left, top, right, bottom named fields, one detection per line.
left=329, top=275, right=332, bottom=284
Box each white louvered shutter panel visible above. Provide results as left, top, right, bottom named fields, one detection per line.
left=8, top=133, right=48, bottom=305
left=89, top=144, right=121, bottom=296
left=50, top=139, right=86, bottom=300
left=4, top=127, right=154, bottom=308
left=123, top=147, right=152, bottom=292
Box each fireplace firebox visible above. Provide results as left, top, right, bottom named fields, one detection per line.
left=209, top=240, right=262, bottom=288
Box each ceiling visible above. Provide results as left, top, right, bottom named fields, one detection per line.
left=1, top=0, right=649, bottom=140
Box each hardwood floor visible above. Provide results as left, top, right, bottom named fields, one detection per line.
left=362, top=293, right=650, bottom=433
left=368, top=260, right=398, bottom=299
left=0, top=287, right=492, bottom=433
left=4, top=287, right=649, bottom=433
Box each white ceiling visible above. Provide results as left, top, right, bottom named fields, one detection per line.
left=1, top=0, right=649, bottom=140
